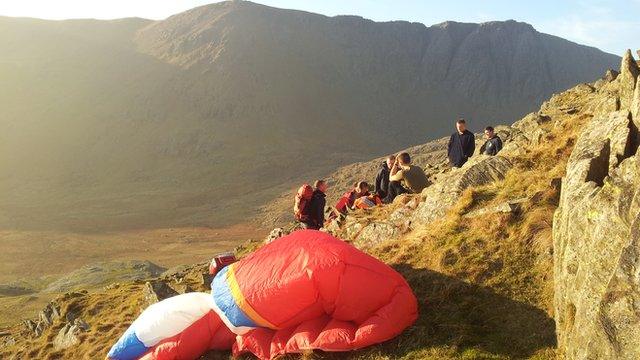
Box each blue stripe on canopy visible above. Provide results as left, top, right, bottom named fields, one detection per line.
left=212, top=265, right=257, bottom=328
left=107, top=325, right=148, bottom=360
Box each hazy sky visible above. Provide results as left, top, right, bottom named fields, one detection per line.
left=0, top=0, right=637, bottom=55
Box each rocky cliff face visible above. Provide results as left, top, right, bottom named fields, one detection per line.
left=553, top=50, right=640, bottom=359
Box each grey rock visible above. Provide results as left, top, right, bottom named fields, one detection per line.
left=143, top=280, right=179, bottom=304
left=411, top=156, right=513, bottom=226
left=463, top=198, right=526, bottom=218
left=619, top=50, right=639, bottom=109
left=352, top=222, right=400, bottom=249
left=554, top=74, right=640, bottom=359
left=53, top=322, right=86, bottom=351
left=38, top=302, right=61, bottom=328
left=604, top=69, right=619, bottom=82
left=344, top=221, right=365, bottom=241
left=632, top=76, right=640, bottom=123
left=511, top=112, right=551, bottom=146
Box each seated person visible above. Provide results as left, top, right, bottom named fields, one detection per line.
left=479, top=126, right=503, bottom=156
left=375, top=155, right=395, bottom=199
left=335, top=181, right=370, bottom=215
left=383, top=152, right=429, bottom=204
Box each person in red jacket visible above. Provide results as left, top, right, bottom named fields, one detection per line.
left=335, top=181, right=370, bottom=215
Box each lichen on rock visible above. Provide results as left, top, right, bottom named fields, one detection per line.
left=553, top=52, right=640, bottom=360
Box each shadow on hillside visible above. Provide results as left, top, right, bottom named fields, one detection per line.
left=365, top=263, right=557, bottom=358
left=202, top=263, right=556, bottom=360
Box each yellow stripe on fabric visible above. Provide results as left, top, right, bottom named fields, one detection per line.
left=226, top=264, right=278, bottom=329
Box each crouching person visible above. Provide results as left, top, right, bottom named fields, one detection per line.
left=383, top=152, right=429, bottom=204
left=335, top=181, right=371, bottom=215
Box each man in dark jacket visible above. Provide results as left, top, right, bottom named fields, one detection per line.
left=480, top=126, right=503, bottom=156
left=305, top=179, right=328, bottom=230
left=447, top=118, right=476, bottom=167
left=374, top=155, right=395, bottom=199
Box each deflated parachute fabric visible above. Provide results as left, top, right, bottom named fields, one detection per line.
left=107, top=292, right=234, bottom=360
left=211, top=230, right=419, bottom=359
left=108, top=230, right=418, bottom=360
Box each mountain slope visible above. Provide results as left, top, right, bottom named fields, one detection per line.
left=0, top=1, right=620, bottom=231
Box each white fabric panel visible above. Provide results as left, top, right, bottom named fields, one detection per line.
left=210, top=295, right=254, bottom=335
left=134, top=292, right=215, bottom=347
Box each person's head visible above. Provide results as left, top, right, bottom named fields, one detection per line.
left=456, top=118, right=467, bottom=133
left=354, top=181, right=370, bottom=195
left=484, top=126, right=495, bottom=139
left=314, top=179, right=328, bottom=193
left=397, top=152, right=411, bottom=165
left=386, top=155, right=396, bottom=168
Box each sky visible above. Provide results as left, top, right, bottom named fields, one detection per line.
left=0, top=0, right=638, bottom=55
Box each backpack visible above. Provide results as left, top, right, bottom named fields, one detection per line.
left=294, top=184, right=314, bottom=221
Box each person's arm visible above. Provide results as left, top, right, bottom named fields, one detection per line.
left=447, top=134, right=453, bottom=156
left=375, top=171, right=382, bottom=195
left=389, top=168, right=403, bottom=182
left=479, top=141, right=487, bottom=155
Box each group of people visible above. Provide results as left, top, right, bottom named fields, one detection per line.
left=297, top=118, right=503, bottom=230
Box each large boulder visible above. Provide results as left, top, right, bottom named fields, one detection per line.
left=553, top=97, right=640, bottom=358
left=52, top=319, right=89, bottom=351
left=409, top=155, right=512, bottom=226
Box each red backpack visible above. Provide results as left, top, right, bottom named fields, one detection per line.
left=294, top=184, right=314, bottom=221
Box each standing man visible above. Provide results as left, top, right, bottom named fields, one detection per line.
left=480, top=126, right=503, bottom=156
left=306, top=179, right=328, bottom=230
left=383, top=152, right=429, bottom=204
left=447, top=118, right=476, bottom=168
left=374, top=155, right=395, bottom=199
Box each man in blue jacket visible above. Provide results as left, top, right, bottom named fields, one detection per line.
left=447, top=118, right=475, bottom=168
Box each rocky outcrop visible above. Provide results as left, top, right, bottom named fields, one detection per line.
left=554, top=52, right=640, bottom=359
left=53, top=319, right=90, bottom=351
left=329, top=154, right=514, bottom=247
left=619, top=50, right=640, bottom=109
left=409, top=155, right=513, bottom=226
left=143, top=280, right=179, bottom=304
